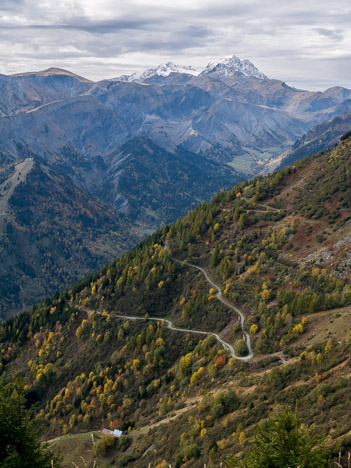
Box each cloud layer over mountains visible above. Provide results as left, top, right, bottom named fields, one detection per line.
left=0, top=0, right=350, bottom=89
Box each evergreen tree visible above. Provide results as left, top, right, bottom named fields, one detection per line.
left=210, top=246, right=220, bottom=267
left=0, top=381, right=59, bottom=468
left=226, top=409, right=327, bottom=468
left=238, top=213, right=248, bottom=230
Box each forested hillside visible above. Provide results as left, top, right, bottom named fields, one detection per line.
left=1, top=134, right=351, bottom=467
left=0, top=159, right=138, bottom=318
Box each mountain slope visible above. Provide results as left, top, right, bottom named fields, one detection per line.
left=0, top=137, right=242, bottom=316
left=97, top=137, right=242, bottom=223
left=1, top=137, right=351, bottom=466
left=278, top=111, right=351, bottom=169
left=324, top=86, right=351, bottom=103
left=0, top=158, right=138, bottom=318
left=0, top=68, right=94, bottom=117
left=192, top=73, right=340, bottom=119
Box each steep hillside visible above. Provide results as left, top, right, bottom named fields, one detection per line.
left=1, top=136, right=351, bottom=466
left=98, top=138, right=242, bottom=223
left=277, top=111, right=351, bottom=169
left=0, top=158, right=138, bottom=318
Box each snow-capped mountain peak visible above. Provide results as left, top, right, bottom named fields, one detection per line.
left=109, top=56, right=267, bottom=83
left=200, top=55, right=267, bottom=80
left=110, top=62, right=197, bottom=83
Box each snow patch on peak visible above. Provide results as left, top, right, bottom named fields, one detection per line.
left=110, top=62, right=197, bottom=83
left=201, top=55, right=267, bottom=80
left=148, top=62, right=197, bottom=77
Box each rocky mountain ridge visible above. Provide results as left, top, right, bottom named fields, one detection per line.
left=324, top=86, right=351, bottom=103
left=111, top=55, right=267, bottom=82
left=110, top=62, right=197, bottom=82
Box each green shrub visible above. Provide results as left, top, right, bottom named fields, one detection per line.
left=93, top=434, right=115, bottom=458
left=234, top=339, right=249, bottom=357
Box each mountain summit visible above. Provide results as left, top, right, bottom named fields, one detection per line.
left=110, top=55, right=267, bottom=82
left=200, top=54, right=267, bottom=80
left=111, top=62, right=197, bottom=82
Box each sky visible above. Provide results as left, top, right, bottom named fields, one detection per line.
left=0, top=0, right=350, bottom=90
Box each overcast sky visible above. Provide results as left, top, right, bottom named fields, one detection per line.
left=0, top=0, right=350, bottom=90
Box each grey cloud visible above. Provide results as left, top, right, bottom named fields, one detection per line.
left=314, top=28, right=344, bottom=41
left=140, top=26, right=212, bottom=53
left=0, top=17, right=155, bottom=32
left=0, top=0, right=350, bottom=89
left=0, top=0, right=25, bottom=12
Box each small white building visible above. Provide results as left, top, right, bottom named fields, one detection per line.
left=101, top=428, right=123, bottom=438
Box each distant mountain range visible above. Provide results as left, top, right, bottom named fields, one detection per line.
left=0, top=56, right=349, bottom=170
left=0, top=54, right=351, bottom=316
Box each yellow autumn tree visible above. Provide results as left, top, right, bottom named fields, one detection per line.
left=239, top=431, right=246, bottom=446
left=324, top=339, right=333, bottom=354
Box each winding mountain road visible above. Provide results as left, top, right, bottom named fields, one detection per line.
left=84, top=243, right=254, bottom=361
left=242, top=196, right=280, bottom=213
left=171, top=257, right=253, bottom=361
left=115, top=314, right=242, bottom=358
left=85, top=308, right=244, bottom=359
